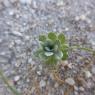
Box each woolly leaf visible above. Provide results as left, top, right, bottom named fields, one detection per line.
left=61, top=44, right=68, bottom=51
left=39, top=35, right=46, bottom=42
left=48, top=32, right=57, bottom=41
left=55, top=51, right=63, bottom=60
left=58, top=33, right=65, bottom=44
left=62, top=50, right=68, bottom=60
left=44, top=52, right=54, bottom=56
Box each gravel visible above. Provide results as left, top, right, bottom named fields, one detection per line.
left=0, top=0, right=95, bottom=95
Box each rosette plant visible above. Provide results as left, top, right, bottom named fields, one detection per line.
left=36, top=32, right=68, bottom=65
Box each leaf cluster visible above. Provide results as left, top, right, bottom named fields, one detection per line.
left=36, top=32, right=69, bottom=65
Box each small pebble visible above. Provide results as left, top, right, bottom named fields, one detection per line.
left=75, top=16, right=80, bottom=21
left=57, top=1, right=64, bottom=6
left=26, top=78, right=30, bottom=83
left=10, top=0, right=17, bottom=4
left=3, top=0, right=10, bottom=7
left=92, top=76, right=95, bottom=82
left=80, top=15, right=86, bottom=20
left=20, top=0, right=32, bottom=5
left=39, top=65, right=43, bottom=71
left=86, top=82, right=92, bottom=88
left=91, top=66, right=95, bottom=74
left=37, top=71, right=41, bottom=76
left=13, top=76, right=20, bottom=83
left=32, top=1, right=37, bottom=8
left=0, top=39, right=3, bottom=43
left=54, top=82, right=59, bottom=88
left=9, top=10, right=14, bottom=16
left=65, top=27, right=69, bottom=31
left=84, top=70, right=92, bottom=78
left=12, top=31, right=23, bottom=37
left=79, top=87, right=84, bottom=92
left=74, top=91, right=79, bottom=95
left=40, top=80, right=46, bottom=88
left=65, top=77, right=75, bottom=86
left=74, top=86, right=79, bottom=91
left=28, top=58, right=33, bottom=64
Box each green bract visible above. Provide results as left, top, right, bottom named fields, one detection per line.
left=36, top=32, right=69, bottom=65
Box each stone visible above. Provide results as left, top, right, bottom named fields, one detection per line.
left=39, top=65, right=43, bottom=71
left=0, top=39, right=2, bottom=43
left=31, top=87, right=35, bottom=93
left=0, top=3, right=3, bottom=10
left=13, top=76, right=20, bottom=83
left=15, top=60, right=21, bottom=68
left=80, top=14, right=86, bottom=21
left=3, top=0, right=10, bottom=7
left=57, top=0, right=64, bottom=6
left=9, top=41, right=15, bottom=49
left=79, top=86, right=84, bottom=92
left=11, top=31, right=23, bottom=37
left=54, top=82, right=59, bottom=88
left=74, top=91, right=79, bottom=95
left=10, top=0, right=17, bottom=4
left=74, top=86, right=79, bottom=91
left=9, top=10, right=15, bottom=16
left=28, top=58, right=33, bottom=64
left=89, top=39, right=95, bottom=49
left=75, top=16, right=80, bottom=21
left=19, top=0, right=32, bottom=5
left=39, top=80, right=46, bottom=88
left=84, top=70, right=92, bottom=78
left=86, top=82, right=92, bottom=88
left=32, top=1, right=37, bottom=8
left=91, top=66, right=95, bottom=74
left=26, top=78, right=30, bottom=83
left=67, top=63, right=73, bottom=69
left=86, top=19, right=91, bottom=24
left=92, top=76, right=95, bottom=82
left=65, top=27, right=69, bottom=31
left=37, top=71, right=41, bottom=76
left=0, top=57, right=8, bottom=63
left=65, top=78, right=75, bottom=86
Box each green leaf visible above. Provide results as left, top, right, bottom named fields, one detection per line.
left=62, top=50, right=68, bottom=60
left=0, top=69, right=21, bottom=95
left=54, top=40, right=60, bottom=48
left=44, top=52, right=54, bottom=56
left=39, top=35, right=46, bottom=42
left=39, top=51, right=47, bottom=59
left=48, top=32, right=57, bottom=41
left=35, top=49, right=43, bottom=57
left=61, top=44, right=68, bottom=51
left=58, top=33, right=65, bottom=44
left=55, top=51, right=63, bottom=60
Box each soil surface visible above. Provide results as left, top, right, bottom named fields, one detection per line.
left=0, top=0, right=95, bottom=95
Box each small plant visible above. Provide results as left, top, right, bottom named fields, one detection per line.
left=36, top=32, right=68, bottom=65
left=36, top=32, right=95, bottom=65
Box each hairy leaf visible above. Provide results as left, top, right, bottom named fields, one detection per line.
left=55, top=51, right=63, bottom=60
left=44, top=52, right=54, bottom=56
left=48, top=32, right=57, bottom=41
left=39, top=35, right=46, bottom=42
left=58, top=33, right=65, bottom=44
left=62, top=50, right=68, bottom=60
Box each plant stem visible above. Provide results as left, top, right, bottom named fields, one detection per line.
left=69, top=45, right=95, bottom=53
left=0, top=69, right=21, bottom=95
